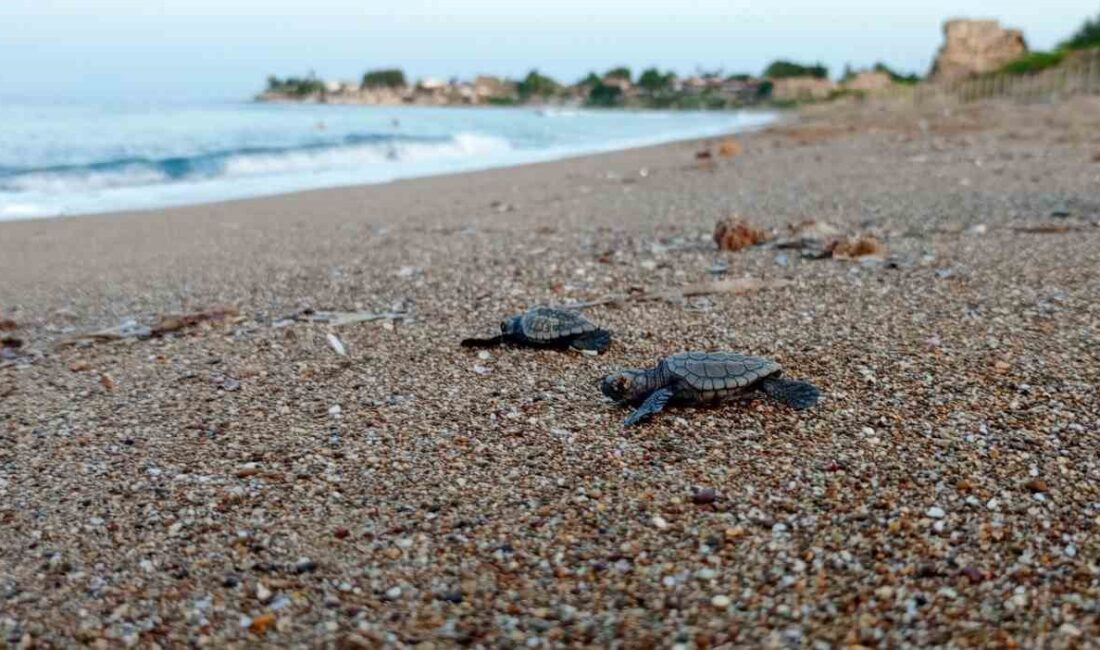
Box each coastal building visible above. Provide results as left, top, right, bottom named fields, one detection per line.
left=769, top=76, right=837, bottom=101
left=843, top=70, right=894, bottom=93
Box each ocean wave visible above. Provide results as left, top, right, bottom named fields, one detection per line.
left=0, top=132, right=512, bottom=194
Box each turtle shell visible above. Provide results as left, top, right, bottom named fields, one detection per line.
left=664, top=351, right=781, bottom=394
left=519, top=306, right=598, bottom=342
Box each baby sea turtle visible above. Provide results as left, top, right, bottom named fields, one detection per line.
left=601, top=351, right=819, bottom=426
left=461, top=306, right=611, bottom=352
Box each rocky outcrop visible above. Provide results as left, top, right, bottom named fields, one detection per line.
left=930, top=19, right=1027, bottom=83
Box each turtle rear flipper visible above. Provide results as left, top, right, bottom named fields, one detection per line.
left=570, top=328, right=611, bottom=353
left=461, top=335, right=505, bottom=348
left=760, top=377, right=820, bottom=410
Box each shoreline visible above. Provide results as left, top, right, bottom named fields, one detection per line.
left=0, top=105, right=778, bottom=222
left=2, top=97, right=1099, bottom=646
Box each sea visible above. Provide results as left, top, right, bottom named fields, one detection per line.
left=0, top=99, right=775, bottom=220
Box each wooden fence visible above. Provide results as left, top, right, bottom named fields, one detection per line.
left=871, top=48, right=1100, bottom=107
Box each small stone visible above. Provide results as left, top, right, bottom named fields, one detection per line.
left=248, top=612, right=276, bottom=635
left=294, top=558, right=318, bottom=574
left=328, top=404, right=342, bottom=417
left=960, top=566, right=984, bottom=583
left=926, top=506, right=946, bottom=519
left=439, top=591, right=463, bottom=604
left=692, top=487, right=717, bottom=505
left=1023, top=478, right=1048, bottom=493
left=473, top=365, right=491, bottom=375
left=651, top=515, right=669, bottom=530
left=710, top=594, right=731, bottom=608
left=1064, top=545, right=1077, bottom=558
left=69, top=360, right=92, bottom=372
left=724, top=526, right=746, bottom=540
left=385, top=586, right=402, bottom=600
left=256, top=582, right=272, bottom=603
left=477, top=350, right=491, bottom=360
left=333, top=528, right=350, bottom=539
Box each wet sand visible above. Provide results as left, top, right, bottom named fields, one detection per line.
left=2, top=98, right=1099, bottom=647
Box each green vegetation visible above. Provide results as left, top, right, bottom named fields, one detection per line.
left=604, top=66, right=632, bottom=82
left=997, top=10, right=1100, bottom=78
left=1060, top=11, right=1100, bottom=50
left=361, top=68, right=406, bottom=89
left=637, top=68, right=676, bottom=92
left=579, top=72, right=602, bottom=87
left=763, top=60, right=828, bottom=79
left=516, top=69, right=560, bottom=100
left=586, top=82, right=623, bottom=107
left=872, top=62, right=920, bottom=85
left=999, top=50, right=1067, bottom=75
left=265, top=75, right=325, bottom=97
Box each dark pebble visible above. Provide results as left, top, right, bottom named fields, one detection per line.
left=439, top=591, right=464, bottom=604
left=692, top=487, right=718, bottom=505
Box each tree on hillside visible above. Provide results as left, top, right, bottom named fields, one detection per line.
left=361, top=69, right=406, bottom=89
left=1060, top=11, right=1100, bottom=50
left=872, top=62, right=920, bottom=84
left=579, top=72, right=602, bottom=87
left=604, top=66, right=632, bottom=82
left=587, top=82, right=623, bottom=107
left=638, top=68, right=675, bottom=92
left=516, top=69, right=559, bottom=99
left=763, top=60, right=828, bottom=79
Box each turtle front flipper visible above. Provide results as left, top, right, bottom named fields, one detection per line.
left=461, top=335, right=506, bottom=348
left=570, top=328, right=612, bottom=353
left=759, top=377, right=820, bottom=410
left=623, top=387, right=675, bottom=427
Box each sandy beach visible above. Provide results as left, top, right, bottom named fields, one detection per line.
left=2, top=98, right=1100, bottom=647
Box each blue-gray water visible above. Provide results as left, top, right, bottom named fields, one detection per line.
left=0, top=100, right=775, bottom=219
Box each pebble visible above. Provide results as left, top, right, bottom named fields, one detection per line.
left=692, top=487, right=717, bottom=505
left=711, top=595, right=732, bottom=608
left=293, top=558, right=318, bottom=574
left=256, top=582, right=272, bottom=603
left=926, top=507, right=946, bottom=519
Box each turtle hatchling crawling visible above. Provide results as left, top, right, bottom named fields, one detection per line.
left=601, top=351, right=820, bottom=426
left=462, top=306, right=611, bottom=352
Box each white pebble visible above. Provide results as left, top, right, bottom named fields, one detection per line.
left=477, top=350, right=491, bottom=360
left=651, top=515, right=669, bottom=530
left=926, top=506, right=946, bottom=519
left=328, top=404, right=342, bottom=417
left=385, top=586, right=402, bottom=600
left=711, top=594, right=731, bottom=608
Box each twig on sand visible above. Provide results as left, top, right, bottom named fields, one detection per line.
left=274, top=309, right=409, bottom=327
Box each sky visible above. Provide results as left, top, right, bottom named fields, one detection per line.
left=2, top=0, right=1097, bottom=102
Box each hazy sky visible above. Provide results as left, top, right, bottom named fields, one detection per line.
left=3, top=0, right=1096, bottom=101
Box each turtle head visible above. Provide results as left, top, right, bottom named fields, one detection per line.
left=600, top=369, right=647, bottom=403
left=500, top=315, right=523, bottom=336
